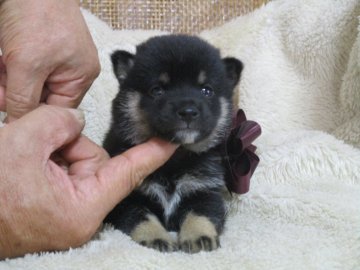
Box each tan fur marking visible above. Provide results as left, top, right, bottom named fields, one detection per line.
left=179, top=212, right=217, bottom=241
left=130, top=214, right=176, bottom=251
left=131, top=215, right=171, bottom=243
left=125, top=91, right=151, bottom=144
left=179, top=212, right=219, bottom=253
left=197, top=71, right=207, bottom=85
left=159, top=72, right=170, bottom=84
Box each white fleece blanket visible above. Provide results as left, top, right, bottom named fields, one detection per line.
left=2, top=0, right=360, bottom=269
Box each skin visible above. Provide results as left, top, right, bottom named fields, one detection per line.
left=0, top=105, right=177, bottom=259
left=0, top=0, right=100, bottom=121
left=0, top=0, right=178, bottom=259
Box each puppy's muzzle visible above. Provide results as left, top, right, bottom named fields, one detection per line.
left=177, top=105, right=200, bottom=123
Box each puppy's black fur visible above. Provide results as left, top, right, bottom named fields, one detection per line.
left=103, top=35, right=243, bottom=253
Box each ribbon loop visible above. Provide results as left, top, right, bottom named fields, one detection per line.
left=222, top=109, right=261, bottom=194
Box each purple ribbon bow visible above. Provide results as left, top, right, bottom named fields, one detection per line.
left=221, top=109, right=261, bottom=194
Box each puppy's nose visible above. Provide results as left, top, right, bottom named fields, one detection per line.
left=177, top=106, right=199, bottom=122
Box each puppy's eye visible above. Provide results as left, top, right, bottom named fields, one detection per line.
left=149, top=86, right=165, bottom=98
left=200, top=85, right=214, bottom=97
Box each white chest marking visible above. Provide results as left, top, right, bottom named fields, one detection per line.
left=145, top=183, right=182, bottom=222
left=139, top=174, right=223, bottom=224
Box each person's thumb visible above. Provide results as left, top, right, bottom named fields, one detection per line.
left=96, top=138, right=178, bottom=208
left=5, top=105, right=85, bottom=158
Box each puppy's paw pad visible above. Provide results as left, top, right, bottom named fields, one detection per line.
left=180, top=235, right=220, bottom=253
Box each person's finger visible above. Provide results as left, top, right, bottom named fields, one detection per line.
left=45, top=64, right=99, bottom=109
left=45, top=79, right=89, bottom=109
left=5, top=55, right=48, bottom=121
left=5, top=105, right=85, bottom=158
left=61, top=135, right=109, bottom=176
left=95, top=138, right=178, bottom=207
left=44, top=4, right=100, bottom=109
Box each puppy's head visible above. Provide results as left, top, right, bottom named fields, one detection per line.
left=111, top=35, right=243, bottom=152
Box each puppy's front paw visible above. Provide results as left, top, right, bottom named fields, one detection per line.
left=179, top=212, right=220, bottom=253
left=180, top=235, right=220, bottom=253
left=130, top=214, right=177, bottom=252
left=139, top=238, right=176, bottom=252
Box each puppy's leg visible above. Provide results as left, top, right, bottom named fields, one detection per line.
left=177, top=191, right=225, bottom=253
left=104, top=192, right=177, bottom=252
left=179, top=212, right=220, bottom=253
left=131, top=214, right=177, bottom=252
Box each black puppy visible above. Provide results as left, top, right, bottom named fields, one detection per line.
left=103, top=35, right=243, bottom=253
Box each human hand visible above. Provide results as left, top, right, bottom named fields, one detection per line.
left=0, top=0, right=100, bottom=121
left=0, top=105, right=177, bottom=259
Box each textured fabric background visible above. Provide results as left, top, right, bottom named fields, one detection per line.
left=80, top=0, right=269, bottom=33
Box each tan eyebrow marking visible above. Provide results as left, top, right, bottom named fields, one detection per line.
left=159, top=72, right=170, bottom=84
left=197, top=70, right=206, bottom=85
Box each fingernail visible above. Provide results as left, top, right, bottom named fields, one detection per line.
left=67, top=108, right=85, bottom=124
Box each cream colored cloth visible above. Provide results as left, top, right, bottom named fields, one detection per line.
left=1, top=0, right=359, bottom=269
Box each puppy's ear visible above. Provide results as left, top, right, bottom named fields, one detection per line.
left=222, top=57, right=243, bottom=88
left=111, top=50, right=135, bottom=85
